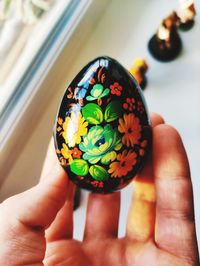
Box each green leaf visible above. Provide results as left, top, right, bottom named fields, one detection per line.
left=70, top=159, right=89, bottom=176
left=82, top=103, right=103, bottom=124
left=91, top=84, right=103, bottom=98
left=104, top=101, right=122, bottom=122
left=100, top=88, right=110, bottom=98
left=89, top=165, right=109, bottom=181
left=86, top=95, right=96, bottom=101
left=101, top=151, right=117, bottom=165
left=86, top=85, right=110, bottom=101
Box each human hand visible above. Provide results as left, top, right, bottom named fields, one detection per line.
left=0, top=113, right=199, bottom=266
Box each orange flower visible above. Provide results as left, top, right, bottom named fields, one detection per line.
left=71, top=147, right=82, bottom=158
left=110, top=82, right=123, bottom=96
left=108, top=150, right=137, bottom=178
left=57, top=117, right=63, bottom=125
left=118, top=113, right=141, bottom=147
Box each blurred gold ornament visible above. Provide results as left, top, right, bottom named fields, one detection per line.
left=129, top=59, right=148, bottom=90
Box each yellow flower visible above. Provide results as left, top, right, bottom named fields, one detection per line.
left=61, top=143, right=73, bottom=164
left=62, top=113, right=88, bottom=147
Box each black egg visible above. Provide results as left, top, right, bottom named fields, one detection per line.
left=54, top=56, right=151, bottom=193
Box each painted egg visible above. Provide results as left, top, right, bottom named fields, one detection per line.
left=54, top=56, right=151, bottom=193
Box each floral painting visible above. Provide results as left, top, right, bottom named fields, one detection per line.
left=54, top=56, right=151, bottom=193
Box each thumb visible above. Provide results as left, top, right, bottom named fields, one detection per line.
left=1, top=140, right=69, bottom=230
left=0, top=140, right=69, bottom=265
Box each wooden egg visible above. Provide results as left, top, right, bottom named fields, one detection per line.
left=54, top=56, right=151, bottom=193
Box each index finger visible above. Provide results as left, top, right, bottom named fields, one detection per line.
left=40, top=138, right=75, bottom=241
left=126, top=112, right=164, bottom=241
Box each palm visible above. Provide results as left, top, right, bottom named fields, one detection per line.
left=45, top=240, right=91, bottom=265
left=44, top=237, right=190, bottom=266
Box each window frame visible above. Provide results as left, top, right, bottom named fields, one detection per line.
left=0, top=0, right=107, bottom=185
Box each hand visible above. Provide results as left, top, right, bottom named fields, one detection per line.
left=0, top=113, right=199, bottom=266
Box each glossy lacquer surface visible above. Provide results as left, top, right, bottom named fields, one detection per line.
left=54, top=56, right=151, bottom=193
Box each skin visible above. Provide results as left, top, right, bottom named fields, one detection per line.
left=0, top=113, right=199, bottom=266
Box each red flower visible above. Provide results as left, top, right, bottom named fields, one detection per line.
left=110, top=82, right=123, bottom=96
left=139, top=140, right=148, bottom=156
left=71, top=147, right=82, bottom=158
left=123, top=98, right=136, bottom=111
left=91, top=181, right=104, bottom=188
left=137, top=101, right=144, bottom=113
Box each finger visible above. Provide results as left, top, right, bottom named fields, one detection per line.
left=149, top=112, right=165, bottom=127
left=154, top=125, right=199, bottom=261
left=46, top=181, right=75, bottom=241
left=2, top=139, right=69, bottom=230
left=84, top=192, right=120, bottom=240
left=126, top=113, right=164, bottom=241
left=40, top=138, right=61, bottom=181
left=42, top=139, right=75, bottom=241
